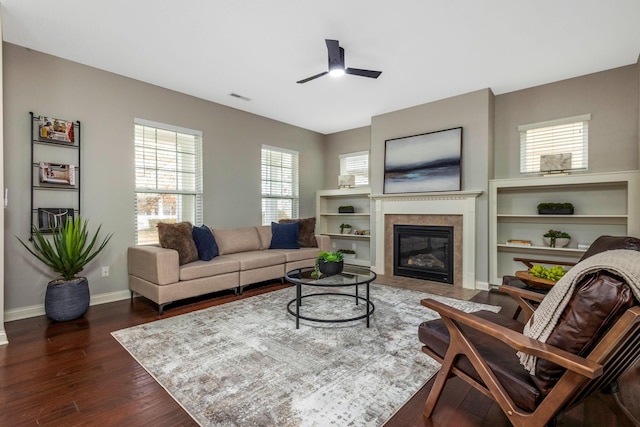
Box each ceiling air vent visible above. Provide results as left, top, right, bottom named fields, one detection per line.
left=229, top=93, right=251, bottom=101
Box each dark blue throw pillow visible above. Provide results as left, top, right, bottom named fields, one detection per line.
left=269, top=221, right=300, bottom=249
left=191, top=225, right=219, bottom=261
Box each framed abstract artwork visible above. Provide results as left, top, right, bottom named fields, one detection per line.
left=384, top=127, right=462, bottom=194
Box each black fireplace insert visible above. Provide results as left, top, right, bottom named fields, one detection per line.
left=393, top=225, right=454, bottom=284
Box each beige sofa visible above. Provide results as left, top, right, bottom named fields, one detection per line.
left=128, top=225, right=329, bottom=313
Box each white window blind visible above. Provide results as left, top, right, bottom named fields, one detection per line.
left=339, top=151, right=369, bottom=186
left=134, top=119, right=203, bottom=244
left=261, top=145, right=299, bottom=225
left=519, top=114, right=590, bottom=173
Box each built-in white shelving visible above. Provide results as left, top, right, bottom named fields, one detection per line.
left=489, top=171, right=640, bottom=286
left=316, top=187, right=371, bottom=267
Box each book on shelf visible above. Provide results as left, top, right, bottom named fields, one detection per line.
left=39, top=162, right=76, bottom=185
left=505, top=239, right=532, bottom=246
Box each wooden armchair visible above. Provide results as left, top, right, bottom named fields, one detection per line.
left=419, top=235, right=640, bottom=427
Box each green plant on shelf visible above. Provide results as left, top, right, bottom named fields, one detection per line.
left=339, top=223, right=352, bottom=234
left=543, top=229, right=571, bottom=248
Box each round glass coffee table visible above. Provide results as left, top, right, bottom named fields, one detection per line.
left=285, top=265, right=377, bottom=329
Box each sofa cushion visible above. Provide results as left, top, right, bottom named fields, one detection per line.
left=279, top=217, right=317, bottom=247
left=157, top=222, right=199, bottom=265
left=213, top=227, right=261, bottom=255
left=179, top=256, right=240, bottom=281
left=532, top=271, right=635, bottom=394
left=191, top=225, right=219, bottom=261
left=256, top=225, right=272, bottom=250
left=270, top=221, right=300, bottom=249
left=269, top=247, right=320, bottom=263
left=226, top=250, right=286, bottom=270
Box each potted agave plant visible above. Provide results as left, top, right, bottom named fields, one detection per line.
left=17, top=217, right=112, bottom=322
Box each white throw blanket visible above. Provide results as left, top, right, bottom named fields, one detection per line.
left=518, top=249, right=640, bottom=374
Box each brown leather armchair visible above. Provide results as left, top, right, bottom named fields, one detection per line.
left=418, top=235, right=640, bottom=426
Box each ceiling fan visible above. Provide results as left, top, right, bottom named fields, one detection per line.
left=296, top=39, right=382, bottom=84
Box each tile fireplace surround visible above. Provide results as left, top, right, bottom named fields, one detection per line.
left=371, top=191, right=482, bottom=290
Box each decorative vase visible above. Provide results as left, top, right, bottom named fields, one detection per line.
left=45, top=277, right=90, bottom=322
left=538, top=208, right=574, bottom=215
left=543, top=237, right=570, bottom=248
left=318, top=260, right=344, bottom=276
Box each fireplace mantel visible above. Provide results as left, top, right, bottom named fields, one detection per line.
left=371, top=190, right=482, bottom=289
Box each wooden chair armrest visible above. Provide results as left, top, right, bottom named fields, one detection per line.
left=421, top=298, right=603, bottom=379
left=498, top=284, right=546, bottom=303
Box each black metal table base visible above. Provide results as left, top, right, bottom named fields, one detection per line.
left=287, top=289, right=375, bottom=329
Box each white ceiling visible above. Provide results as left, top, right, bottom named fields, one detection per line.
left=2, top=1, right=640, bottom=135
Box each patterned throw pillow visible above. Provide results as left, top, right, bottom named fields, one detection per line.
left=157, top=222, right=199, bottom=265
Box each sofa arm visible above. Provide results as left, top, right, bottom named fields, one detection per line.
left=316, top=235, right=331, bottom=252
left=127, top=245, right=179, bottom=285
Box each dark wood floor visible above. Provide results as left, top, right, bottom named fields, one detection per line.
left=1, top=280, right=638, bottom=426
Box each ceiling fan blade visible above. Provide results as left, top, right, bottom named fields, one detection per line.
left=296, top=71, right=328, bottom=84
left=325, top=39, right=344, bottom=69
left=345, top=68, right=382, bottom=79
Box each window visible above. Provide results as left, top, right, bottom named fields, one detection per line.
left=134, top=119, right=203, bottom=244
left=339, top=151, right=369, bottom=186
left=519, top=114, right=590, bottom=173
left=261, top=145, right=299, bottom=225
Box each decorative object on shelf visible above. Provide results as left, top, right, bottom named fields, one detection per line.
left=340, top=223, right=352, bottom=234
left=505, top=239, right=532, bottom=246
left=338, top=205, right=355, bottom=213
left=540, top=153, right=572, bottom=175
left=313, top=251, right=344, bottom=277
left=37, top=208, right=75, bottom=232
left=16, top=217, right=112, bottom=322
left=338, top=249, right=356, bottom=259
left=353, top=229, right=370, bottom=236
left=338, top=175, right=356, bottom=188
left=38, top=161, right=76, bottom=185
left=384, top=127, right=462, bottom=194
left=537, top=202, right=574, bottom=215
left=38, top=116, right=75, bottom=143
left=543, top=229, right=571, bottom=248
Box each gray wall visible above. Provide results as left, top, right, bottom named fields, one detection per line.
left=3, top=43, right=326, bottom=312
left=494, top=64, right=639, bottom=178
left=369, top=89, right=495, bottom=284
left=323, top=126, right=371, bottom=189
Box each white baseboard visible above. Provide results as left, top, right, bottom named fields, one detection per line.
left=4, top=289, right=132, bottom=322
left=475, top=280, right=490, bottom=291
left=0, top=330, right=8, bottom=346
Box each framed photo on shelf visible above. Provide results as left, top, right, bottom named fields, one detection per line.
left=37, top=208, right=75, bottom=231
left=38, top=116, right=75, bottom=143
left=384, top=127, right=462, bottom=194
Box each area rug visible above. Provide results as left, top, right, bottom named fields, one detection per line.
left=112, top=284, right=500, bottom=426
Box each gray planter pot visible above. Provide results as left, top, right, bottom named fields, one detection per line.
left=318, top=260, right=343, bottom=276
left=45, top=277, right=90, bottom=322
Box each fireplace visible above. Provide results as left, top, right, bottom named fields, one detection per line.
left=393, top=225, right=454, bottom=284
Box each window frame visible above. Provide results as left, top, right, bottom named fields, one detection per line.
left=519, top=114, right=590, bottom=174
left=339, top=150, right=370, bottom=187
left=134, top=118, right=203, bottom=244
left=261, top=145, right=299, bottom=225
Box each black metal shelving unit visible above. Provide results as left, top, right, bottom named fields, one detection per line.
left=30, top=112, right=81, bottom=237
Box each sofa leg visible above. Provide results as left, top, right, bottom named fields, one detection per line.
left=158, top=303, right=170, bottom=315
left=238, top=286, right=244, bottom=295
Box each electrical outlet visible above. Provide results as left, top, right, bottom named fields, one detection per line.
left=352, top=243, right=357, bottom=251
left=101, top=266, right=109, bottom=277
left=331, top=242, right=336, bottom=248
